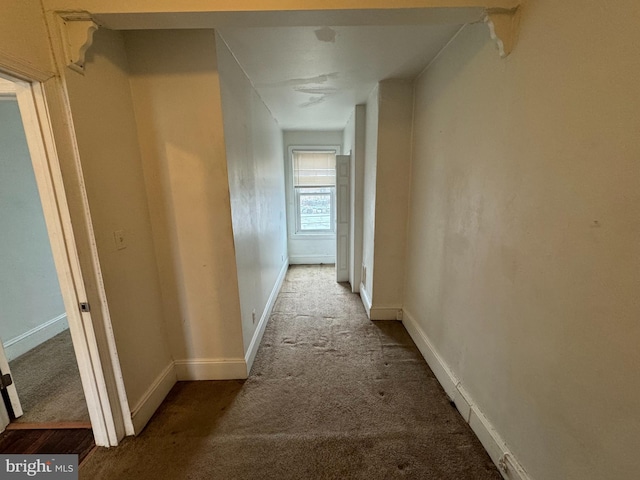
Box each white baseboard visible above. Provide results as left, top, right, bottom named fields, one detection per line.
left=174, top=358, right=248, bottom=380
left=359, top=285, right=372, bottom=318
left=130, top=362, right=176, bottom=434
left=403, top=309, right=531, bottom=480
left=289, top=255, right=335, bottom=265
left=244, top=258, right=288, bottom=373
left=370, top=304, right=403, bottom=321
left=3, top=313, right=69, bottom=361
left=129, top=353, right=249, bottom=434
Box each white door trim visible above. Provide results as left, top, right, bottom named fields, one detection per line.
left=335, top=155, right=350, bottom=282
left=0, top=68, right=130, bottom=446
left=0, top=341, right=23, bottom=420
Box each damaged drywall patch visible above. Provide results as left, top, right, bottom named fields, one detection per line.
left=315, top=27, right=337, bottom=43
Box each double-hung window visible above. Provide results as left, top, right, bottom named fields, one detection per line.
left=292, top=150, right=336, bottom=234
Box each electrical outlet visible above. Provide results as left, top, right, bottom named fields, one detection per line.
left=252, top=309, right=256, bottom=324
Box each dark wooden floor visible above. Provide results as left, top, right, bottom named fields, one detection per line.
left=0, top=428, right=95, bottom=464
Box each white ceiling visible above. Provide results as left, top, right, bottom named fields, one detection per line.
left=217, top=24, right=462, bottom=130
left=96, top=7, right=478, bottom=131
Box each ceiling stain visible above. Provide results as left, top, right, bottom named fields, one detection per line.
left=259, top=73, right=339, bottom=88
left=299, top=96, right=327, bottom=108
left=276, top=72, right=339, bottom=88
left=314, top=27, right=337, bottom=43
left=296, top=85, right=338, bottom=109
left=294, top=87, right=338, bottom=95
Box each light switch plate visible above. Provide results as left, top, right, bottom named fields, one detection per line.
left=114, top=230, right=127, bottom=250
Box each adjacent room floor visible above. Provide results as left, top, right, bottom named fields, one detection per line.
left=9, top=329, right=90, bottom=424
left=0, top=330, right=93, bottom=461
left=80, top=265, right=500, bottom=479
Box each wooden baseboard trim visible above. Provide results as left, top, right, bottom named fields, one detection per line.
left=6, top=422, right=92, bottom=430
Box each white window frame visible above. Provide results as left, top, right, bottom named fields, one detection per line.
left=294, top=186, right=336, bottom=234
left=286, top=145, right=341, bottom=240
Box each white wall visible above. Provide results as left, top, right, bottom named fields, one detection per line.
left=342, top=105, right=366, bottom=293
left=64, top=29, right=174, bottom=419
left=124, top=30, right=246, bottom=380
left=1, top=0, right=142, bottom=443
left=283, top=130, right=342, bottom=264
left=0, top=0, right=54, bottom=74
left=216, top=34, right=288, bottom=370
left=403, top=2, right=640, bottom=479
left=360, top=82, right=413, bottom=319
left=361, top=87, right=379, bottom=309
left=0, top=99, right=67, bottom=361
left=370, top=80, right=413, bottom=317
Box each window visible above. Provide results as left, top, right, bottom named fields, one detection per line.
left=292, top=150, right=336, bottom=233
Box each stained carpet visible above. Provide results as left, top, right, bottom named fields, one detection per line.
left=80, top=265, right=500, bottom=479
left=9, top=329, right=90, bottom=424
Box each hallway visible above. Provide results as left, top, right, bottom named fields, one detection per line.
left=80, top=265, right=499, bottom=479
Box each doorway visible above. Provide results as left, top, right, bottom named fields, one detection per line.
left=286, top=146, right=340, bottom=264
left=0, top=88, right=89, bottom=427
left=0, top=77, right=91, bottom=434
left=285, top=147, right=350, bottom=284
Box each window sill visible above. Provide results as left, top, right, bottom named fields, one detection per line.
left=290, top=233, right=336, bottom=240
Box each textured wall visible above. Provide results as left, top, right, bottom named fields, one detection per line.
left=125, top=30, right=245, bottom=376
left=216, top=34, right=288, bottom=360
left=371, top=81, right=413, bottom=310
left=65, top=29, right=173, bottom=410
left=404, top=1, right=640, bottom=478
left=342, top=105, right=366, bottom=293
left=0, top=0, right=54, bottom=73
left=361, top=86, right=379, bottom=300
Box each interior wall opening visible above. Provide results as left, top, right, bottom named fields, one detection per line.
left=285, top=143, right=341, bottom=267
left=0, top=74, right=99, bottom=454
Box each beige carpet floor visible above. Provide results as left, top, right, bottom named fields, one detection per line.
left=9, top=329, right=90, bottom=423
left=80, top=265, right=500, bottom=479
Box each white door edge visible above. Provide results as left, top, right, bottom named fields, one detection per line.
left=0, top=341, right=23, bottom=418
left=0, top=67, right=131, bottom=446
left=336, top=155, right=350, bottom=282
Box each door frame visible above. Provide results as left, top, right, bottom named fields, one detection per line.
left=285, top=145, right=341, bottom=265
left=0, top=60, right=130, bottom=446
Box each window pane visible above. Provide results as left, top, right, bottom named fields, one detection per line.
left=298, top=187, right=332, bottom=231
left=293, top=151, right=336, bottom=187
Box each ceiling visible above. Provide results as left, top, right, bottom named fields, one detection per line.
left=218, top=24, right=462, bottom=130
left=95, top=8, right=479, bottom=131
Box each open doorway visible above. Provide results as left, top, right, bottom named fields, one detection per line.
left=0, top=78, right=89, bottom=429
left=285, top=147, right=350, bottom=284
left=0, top=63, right=131, bottom=449
left=285, top=146, right=339, bottom=263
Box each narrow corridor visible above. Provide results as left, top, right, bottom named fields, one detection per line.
left=80, top=265, right=500, bottom=479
